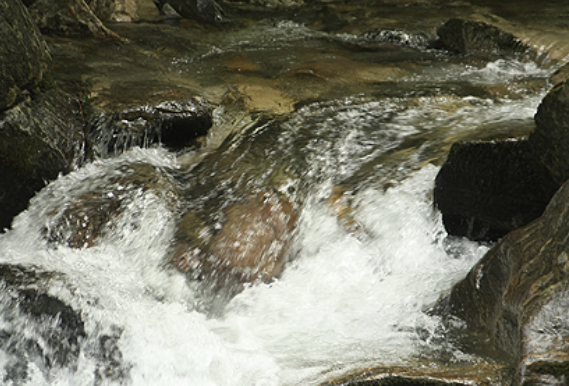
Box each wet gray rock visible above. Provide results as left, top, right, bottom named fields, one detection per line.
left=434, top=140, right=559, bottom=241
left=444, top=178, right=569, bottom=386
left=0, top=0, right=52, bottom=111
left=28, top=0, right=119, bottom=37
left=0, top=88, right=86, bottom=231
left=436, top=18, right=532, bottom=59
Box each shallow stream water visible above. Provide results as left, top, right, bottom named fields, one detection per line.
left=0, top=1, right=567, bottom=385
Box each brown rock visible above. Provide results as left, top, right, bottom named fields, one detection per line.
left=173, top=191, right=297, bottom=300
left=44, top=163, right=180, bottom=248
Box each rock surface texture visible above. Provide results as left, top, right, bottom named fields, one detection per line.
left=28, top=0, right=119, bottom=37
left=0, top=88, right=86, bottom=231
left=446, top=178, right=569, bottom=385
left=0, top=0, right=52, bottom=111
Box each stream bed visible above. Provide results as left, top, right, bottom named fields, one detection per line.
left=1, top=1, right=568, bottom=385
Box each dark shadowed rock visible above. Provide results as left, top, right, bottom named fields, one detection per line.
left=531, top=77, right=569, bottom=185
left=444, top=179, right=569, bottom=386
left=87, top=98, right=213, bottom=156
left=436, top=19, right=532, bottom=59
left=434, top=140, right=559, bottom=241
left=0, top=0, right=52, bottom=111
left=0, top=88, right=86, bottom=231
left=28, top=0, right=119, bottom=37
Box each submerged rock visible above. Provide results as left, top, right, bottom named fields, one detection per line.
left=0, top=88, right=86, bottom=231
left=43, top=162, right=180, bottom=248
left=444, top=178, right=569, bottom=386
left=173, top=191, right=297, bottom=307
left=436, top=19, right=532, bottom=59
left=319, top=361, right=509, bottom=386
left=434, top=140, right=559, bottom=241
left=0, top=0, right=52, bottom=111
left=28, top=0, right=119, bottom=38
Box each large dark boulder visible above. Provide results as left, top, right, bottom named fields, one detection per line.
left=0, top=89, right=86, bottom=231
left=531, top=78, right=569, bottom=185
left=0, top=0, right=52, bottom=111
left=434, top=140, right=559, bottom=241
left=436, top=18, right=532, bottom=58
left=444, top=178, right=569, bottom=386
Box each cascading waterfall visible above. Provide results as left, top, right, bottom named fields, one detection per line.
left=0, top=55, right=554, bottom=385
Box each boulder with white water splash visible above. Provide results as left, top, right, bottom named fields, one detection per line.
left=434, top=140, right=559, bottom=241
left=0, top=264, right=131, bottom=384
left=0, top=0, right=52, bottom=111
left=443, top=178, right=569, bottom=386
left=0, top=264, right=85, bottom=382
left=0, top=88, right=86, bottom=231
left=43, top=162, right=180, bottom=248
left=173, top=191, right=297, bottom=307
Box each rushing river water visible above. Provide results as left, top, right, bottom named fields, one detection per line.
left=0, top=2, right=564, bottom=385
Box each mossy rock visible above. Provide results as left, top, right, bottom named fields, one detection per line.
left=0, top=0, right=52, bottom=111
